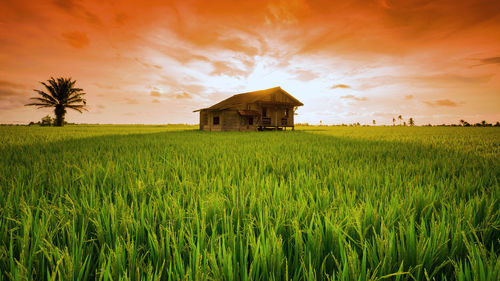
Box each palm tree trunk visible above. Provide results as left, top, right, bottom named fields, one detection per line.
left=54, top=105, right=66, bottom=126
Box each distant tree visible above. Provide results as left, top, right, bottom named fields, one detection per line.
left=495, top=121, right=500, bottom=127
left=392, top=117, right=396, bottom=126
left=40, top=115, right=53, bottom=126
left=26, top=77, right=87, bottom=126
left=459, top=119, right=466, bottom=126
left=481, top=120, right=492, bottom=127
left=372, top=120, right=376, bottom=126
left=409, top=118, right=415, bottom=126
left=403, top=121, right=407, bottom=126
left=398, top=115, right=403, bottom=126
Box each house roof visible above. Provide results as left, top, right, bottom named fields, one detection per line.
left=194, top=87, right=303, bottom=112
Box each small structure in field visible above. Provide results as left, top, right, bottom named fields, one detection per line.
left=194, top=87, right=303, bottom=131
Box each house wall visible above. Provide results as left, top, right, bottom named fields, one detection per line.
left=199, top=111, right=208, bottom=130
left=199, top=110, right=223, bottom=131
left=199, top=105, right=295, bottom=131
left=258, top=105, right=295, bottom=127
left=221, top=110, right=240, bottom=131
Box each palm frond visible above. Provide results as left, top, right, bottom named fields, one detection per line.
left=25, top=103, right=54, bottom=108
left=28, top=97, right=57, bottom=105
left=66, top=105, right=88, bottom=113
left=33, top=90, right=58, bottom=104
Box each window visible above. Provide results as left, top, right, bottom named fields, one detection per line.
left=248, top=117, right=253, bottom=125
left=262, top=107, right=267, bottom=117
left=213, top=116, right=220, bottom=125
left=285, top=108, right=289, bottom=117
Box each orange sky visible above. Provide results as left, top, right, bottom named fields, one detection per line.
left=1, top=0, right=499, bottom=125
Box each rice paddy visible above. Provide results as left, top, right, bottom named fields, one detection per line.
left=0, top=125, right=498, bottom=280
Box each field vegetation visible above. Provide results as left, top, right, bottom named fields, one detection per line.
left=0, top=125, right=498, bottom=280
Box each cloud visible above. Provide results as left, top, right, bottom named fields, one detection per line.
left=331, top=84, right=351, bottom=89
left=124, top=98, right=139, bottom=104
left=135, top=58, right=162, bottom=69
left=0, top=80, right=27, bottom=96
left=176, top=92, right=192, bottom=99
left=477, top=56, right=500, bottom=66
left=152, top=99, right=160, bottom=103
left=150, top=91, right=161, bottom=97
left=52, top=0, right=102, bottom=25
left=210, top=61, right=246, bottom=77
left=293, top=69, right=319, bottom=81
left=340, top=94, right=368, bottom=101
left=423, top=99, right=461, bottom=107
left=114, top=13, right=128, bottom=25
left=405, top=94, right=414, bottom=99
left=0, top=88, right=18, bottom=97
left=62, top=31, right=89, bottom=48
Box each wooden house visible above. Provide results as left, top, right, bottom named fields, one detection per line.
left=194, top=87, right=303, bottom=131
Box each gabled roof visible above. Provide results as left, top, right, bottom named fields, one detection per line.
left=194, top=87, right=303, bottom=112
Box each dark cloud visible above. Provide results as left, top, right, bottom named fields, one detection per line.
left=423, top=99, right=461, bottom=107
left=477, top=56, right=500, bottom=66
left=0, top=80, right=26, bottom=91
left=0, top=87, right=19, bottom=97
left=340, top=94, right=368, bottom=101
left=114, top=13, right=128, bottom=25
left=62, top=31, right=89, bottom=48
left=52, top=0, right=102, bottom=25
left=331, top=84, right=351, bottom=89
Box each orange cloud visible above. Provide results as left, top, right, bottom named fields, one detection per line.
left=423, top=99, right=461, bottom=107
left=331, top=84, right=351, bottom=89
left=0, top=0, right=499, bottom=125
left=61, top=31, right=89, bottom=48
left=175, top=92, right=192, bottom=99
left=340, top=95, right=368, bottom=102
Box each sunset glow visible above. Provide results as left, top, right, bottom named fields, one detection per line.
left=1, top=0, right=499, bottom=125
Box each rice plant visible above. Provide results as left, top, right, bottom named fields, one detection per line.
left=0, top=125, right=498, bottom=280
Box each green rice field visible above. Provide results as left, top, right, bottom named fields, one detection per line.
left=0, top=125, right=498, bottom=280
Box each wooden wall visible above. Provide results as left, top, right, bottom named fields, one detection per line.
left=199, top=105, right=295, bottom=131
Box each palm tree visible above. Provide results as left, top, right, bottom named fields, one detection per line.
left=459, top=119, right=466, bottom=126
left=372, top=120, right=376, bottom=126
left=409, top=117, right=415, bottom=126
left=398, top=115, right=403, bottom=126
left=26, top=77, right=87, bottom=126
left=392, top=117, right=396, bottom=126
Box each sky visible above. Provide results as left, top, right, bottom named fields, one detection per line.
left=0, top=0, right=499, bottom=125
